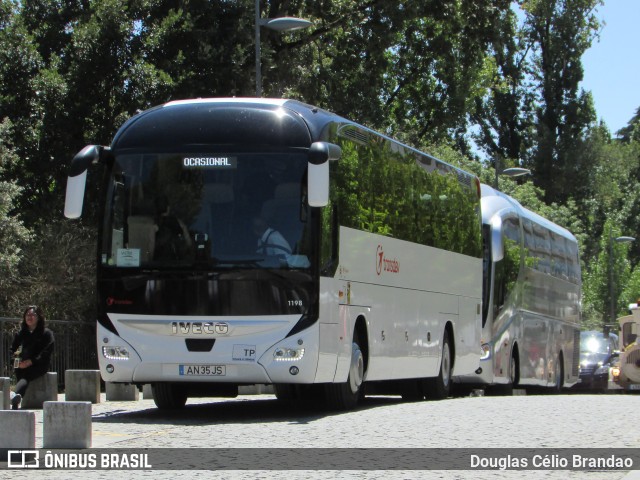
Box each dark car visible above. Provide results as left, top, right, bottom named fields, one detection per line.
left=575, top=330, right=619, bottom=392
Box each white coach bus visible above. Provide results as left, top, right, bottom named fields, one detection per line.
left=455, top=184, right=581, bottom=393
left=64, top=98, right=483, bottom=409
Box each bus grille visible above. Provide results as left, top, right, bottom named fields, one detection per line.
left=185, top=338, right=215, bottom=352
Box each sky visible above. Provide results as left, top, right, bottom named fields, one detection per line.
left=581, top=0, right=640, bottom=134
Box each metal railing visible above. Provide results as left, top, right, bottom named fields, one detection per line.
left=0, top=317, right=98, bottom=391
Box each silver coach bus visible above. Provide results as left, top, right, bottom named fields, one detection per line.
left=455, top=184, right=581, bottom=393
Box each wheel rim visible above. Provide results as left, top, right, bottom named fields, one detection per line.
left=349, top=342, right=364, bottom=394
left=442, top=343, right=451, bottom=388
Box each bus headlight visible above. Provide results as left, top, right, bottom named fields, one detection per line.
left=102, top=346, right=130, bottom=360
left=480, top=343, right=491, bottom=361
left=611, top=366, right=621, bottom=379
left=274, top=348, right=305, bottom=361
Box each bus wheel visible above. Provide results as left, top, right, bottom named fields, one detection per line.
left=152, top=382, right=188, bottom=409
left=505, top=351, right=518, bottom=395
left=424, top=330, right=452, bottom=400
left=325, top=334, right=365, bottom=410
left=274, top=384, right=298, bottom=402
left=490, top=351, right=517, bottom=396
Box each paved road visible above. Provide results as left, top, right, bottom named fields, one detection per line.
left=2, top=390, right=640, bottom=479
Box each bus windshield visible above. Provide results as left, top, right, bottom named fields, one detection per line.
left=101, top=152, right=311, bottom=270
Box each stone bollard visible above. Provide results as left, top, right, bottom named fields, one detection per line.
left=105, top=382, right=139, bottom=401
left=21, top=372, right=58, bottom=409
left=239, top=384, right=275, bottom=395
left=0, top=410, right=36, bottom=459
left=142, top=384, right=154, bottom=400
left=65, top=370, right=102, bottom=403
left=0, top=377, right=10, bottom=410
left=43, top=401, right=92, bottom=448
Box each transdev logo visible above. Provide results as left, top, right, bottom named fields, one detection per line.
left=376, top=244, right=400, bottom=276
left=106, top=297, right=133, bottom=306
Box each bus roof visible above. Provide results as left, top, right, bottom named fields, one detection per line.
left=480, top=183, right=577, bottom=243
left=113, top=97, right=478, bottom=188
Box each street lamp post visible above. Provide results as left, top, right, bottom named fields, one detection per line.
left=255, top=1, right=311, bottom=97
left=608, top=231, right=636, bottom=325
left=493, top=155, right=531, bottom=188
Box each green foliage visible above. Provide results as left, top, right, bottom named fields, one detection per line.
left=519, top=0, right=601, bottom=204
left=582, top=220, right=634, bottom=329
left=0, top=0, right=638, bottom=327
left=0, top=118, right=32, bottom=311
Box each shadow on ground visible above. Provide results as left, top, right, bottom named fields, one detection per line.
left=91, top=395, right=406, bottom=427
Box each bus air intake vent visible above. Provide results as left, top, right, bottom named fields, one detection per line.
left=338, top=125, right=370, bottom=146
left=185, top=338, right=215, bottom=352
left=456, top=171, right=472, bottom=188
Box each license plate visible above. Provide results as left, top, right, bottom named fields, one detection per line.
left=179, top=365, right=226, bottom=376
left=629, top=384, right=640, bottom=390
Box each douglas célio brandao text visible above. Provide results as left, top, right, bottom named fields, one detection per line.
left=470, top=453, right=634, bottom=470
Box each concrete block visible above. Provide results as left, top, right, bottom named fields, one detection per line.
left=65, top=370, right=101, bottom=403
left=0, top=410, right=36, bottom=448
left=43, top=401, right=92, bottom=449
left=238, top=384, right=275, bottom=395
left=1, top=377, right=10, bottom=410
left=21, top=372, right=58, bottom=409
left=142, top=384, right=154, bottom=400
left=105, top=382, right=139, bottom=401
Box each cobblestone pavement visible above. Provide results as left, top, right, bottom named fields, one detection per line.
left=2, top=391, right=639, bottom=480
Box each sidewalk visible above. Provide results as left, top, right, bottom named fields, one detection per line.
left=1, top=391, right=638, bottom=480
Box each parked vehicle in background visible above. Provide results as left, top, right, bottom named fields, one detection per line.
left=574, top=330, right=618, bottom=392
left=611, top=304, right=640, bottom=392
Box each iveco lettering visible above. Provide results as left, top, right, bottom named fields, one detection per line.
left=171, top=322, right=229, bottom=335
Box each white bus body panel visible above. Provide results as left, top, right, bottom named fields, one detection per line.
left=331, top=227, right=482, bottom=382
left=97, top=313, right=321, bottom=385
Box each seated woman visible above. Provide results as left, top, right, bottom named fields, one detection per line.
left=10, top=305, right=55, bottom=409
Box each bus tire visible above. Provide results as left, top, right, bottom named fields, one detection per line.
left=152, top=382, right=188, bottom=409
left=325, top=334, right=365, bottom=410
left=424, top=330, right=452, bottom=400
left=489, top=350, right=518, bottom=396
left=274, top=384, right=298, bottom=402
left=504, top=350, right=518, bottom=395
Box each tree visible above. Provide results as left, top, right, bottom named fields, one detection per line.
left=0, top=118, right=32, bottom=313
left=471, top=5, right=536, bottom=165
left=617, top=106, right=640, bottom=143
left=519, top=0, right=601, bottom=204
left=582, top=219, right=633, bottom=329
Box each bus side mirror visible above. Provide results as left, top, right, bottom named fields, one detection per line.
left=308, top=142, right=341, bottom=207
left=64, top=145, right=105, bottom=219
left=490, top=216, right=504, bottom=262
